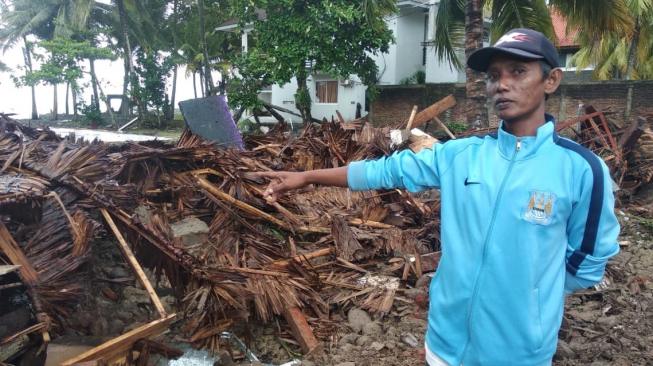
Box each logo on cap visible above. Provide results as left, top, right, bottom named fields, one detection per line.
left=495, top=32, right=532, bottom=46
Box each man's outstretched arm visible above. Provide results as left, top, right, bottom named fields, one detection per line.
left=253, top=167, right=348, bottom=202
left=253, top=143, right=447, bottom=202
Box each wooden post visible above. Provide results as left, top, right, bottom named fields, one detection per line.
left=282, top=306, right=320, bottom=354
left=100, top=208, right=167, bottom=318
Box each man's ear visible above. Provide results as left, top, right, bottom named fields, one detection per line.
left=545, top=68, right=563, bottom=94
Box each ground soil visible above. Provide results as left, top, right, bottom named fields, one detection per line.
left=257, top=205, right=653, bottom=366
left=49, top=205, right=652, bottom=366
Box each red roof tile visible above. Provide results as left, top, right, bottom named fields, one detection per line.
left=551, top=9, right=579, bottom=48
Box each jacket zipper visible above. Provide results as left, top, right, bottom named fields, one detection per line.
left=460, top=138, right=521, bottom=361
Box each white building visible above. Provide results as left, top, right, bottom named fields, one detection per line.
left=219, top=1, right=465, bottom=123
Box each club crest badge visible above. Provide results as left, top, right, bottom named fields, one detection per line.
left=524, top=191, right=556, bottom=225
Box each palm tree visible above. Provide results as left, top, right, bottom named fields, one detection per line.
left=432, top=0, right=636, bottom=127
left=568, top=0, right=652, bottom=120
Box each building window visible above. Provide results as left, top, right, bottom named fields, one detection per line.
left=315, top=80, right=338, bottom=103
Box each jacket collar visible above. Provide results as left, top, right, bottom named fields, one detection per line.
left=496, top=114, right=556, bottom=160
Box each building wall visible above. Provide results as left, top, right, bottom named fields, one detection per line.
left=374, top=17, right=399, bottom=85
left=424, top=3, right=465, bottom=83
left=370, top=80, right=653, bottom=128
left=269, top=75, right=366, bottom=123
left=394, top=8, right=428, bottom=83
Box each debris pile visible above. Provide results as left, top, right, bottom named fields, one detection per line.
left=0, top=100, right=651, bottom=364
left=0, top=112, right=441, bottom=363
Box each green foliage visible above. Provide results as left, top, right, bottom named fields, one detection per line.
left=400, top=70, right=426, bottom=85
left=78, top=101, right=105, bottom=126
left=228, top=0, right=395, bottom=112
left=132, top=49, right=173, bottom=113
left=446, top=121, right=468, bottom=134
left=568, top=0, right=653, bottom=80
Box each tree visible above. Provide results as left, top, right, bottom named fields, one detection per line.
left=230, top=0, right=395, bottom=123
left=433, top=0, right=554, bottom=127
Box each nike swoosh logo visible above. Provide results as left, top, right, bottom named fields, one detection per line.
left=464, top=178, right=480, bottom=186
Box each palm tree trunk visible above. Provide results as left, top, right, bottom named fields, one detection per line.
left=170, top=65, right=178, bottom=120
left=193, top=71, right=198, bottom=98
left=89, top=58, right=101, bottom=110
left=22, top=36, right=38, bottom=120
left=624, top=16, right=640, bottom=123
left=52, top=84, right=58, bottom=120
left=199, top=69, right=206, bottom=97
left=72, top=86, right=78, bottom=117
left=65, top=82, right=70, bottom=116
left=121, top=57, right=130, bottom=117
left=117, top=0, right=138, bottom=116
left=197, top=0, right=214, bottom=95
left=464, top=0, right=487, bottom=127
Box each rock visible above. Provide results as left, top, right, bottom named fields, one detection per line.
left=385, top=326, right=398, bottom=338
left=214, top=350, right=235, bottom=366
left=106, top=266, right=130, bottom=279
left=347, top=308, right=371, bottom=333
left=170, top=217, right=210, bottom=246
left=90, top=317, right=109, bottom=336
left=362, top=322, right=382, bottom=336
left=334, top=363, right=355, bottom=366
left=355, top=335, right=372, bottom=347
left=385, top=341, right=396, bottom=350
left=76, top=311, right=94, bottom=329
left=339, top=333, right=359, bottom=345
left=134, top=205, right=153, bottom=226
left=369, top=341, right=385, bottom=351
left=597, top=315, right=620, bottom=328
left=122, top=286, right=150, bottom=305
left=300, top=361, right=315, bottom=366
left=415, top=274, right=433, bottom=289
left=109, top=319, right=125, bottom=335
left=401, top=332, right=419, bottom=348
left=555, top=340, right=575, bottom=359
left=403, top=288, right=425, bottom=300
left=115, top=310, right=134, bottom=322
left=339, top=343, right=356, bottom=353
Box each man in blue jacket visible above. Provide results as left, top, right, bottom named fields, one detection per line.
left=255, top=28, right=620, bottom=365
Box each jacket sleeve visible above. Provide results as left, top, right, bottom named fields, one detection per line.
left=346, top=143, right=447, bottom=192
left=565, top=159, right=620, bottom=294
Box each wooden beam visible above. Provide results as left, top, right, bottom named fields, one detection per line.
left=282, top=306, right=320, bottom=354
left=412, top=95, right=456, bottom=128
left=0, top=221, right=38, bottom=285
left=61, top=314, right=176, bottom=366
left=268, top=247, right=335, bottom=269
left=100, top=208, right=167, bottom=318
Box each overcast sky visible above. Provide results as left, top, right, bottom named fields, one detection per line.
left=0, top=41, right=203, bottom=120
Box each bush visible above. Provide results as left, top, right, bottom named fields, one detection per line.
left=78, top=103, right=104, bottom=127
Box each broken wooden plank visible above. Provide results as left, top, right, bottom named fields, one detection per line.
left=268, top=247, right=335, bottom=269
left=61, top=314, right=176, bottom=366
left=0, top=221, right=38, bottom=285
left=420, top=252, right=442, bottom=272
left=412, top=95, right=456, bottom=128
left=196, top=176, right=330, bottom=234
left=100, top=208, right=167, bottom=318
left=434, top=117, right=456, bottom=140
left=618, top=117, right=645, bottom=151
left=282, top=306, right=320, bottom=354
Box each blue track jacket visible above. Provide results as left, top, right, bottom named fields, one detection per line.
left=347, top=117, right=620, bottom=365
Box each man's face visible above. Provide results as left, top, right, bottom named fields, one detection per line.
left=485, top=56, right=548, bottom=122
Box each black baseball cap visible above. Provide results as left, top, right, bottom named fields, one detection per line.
left=467, top=28, right=559, bottom=72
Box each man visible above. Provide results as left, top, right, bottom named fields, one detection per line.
left=255, top=28, right=620, bottom=365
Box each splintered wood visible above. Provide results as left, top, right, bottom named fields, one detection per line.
left=3, top=105, right=646, bottom=357
left=0, top=113, right=440, bottom=355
